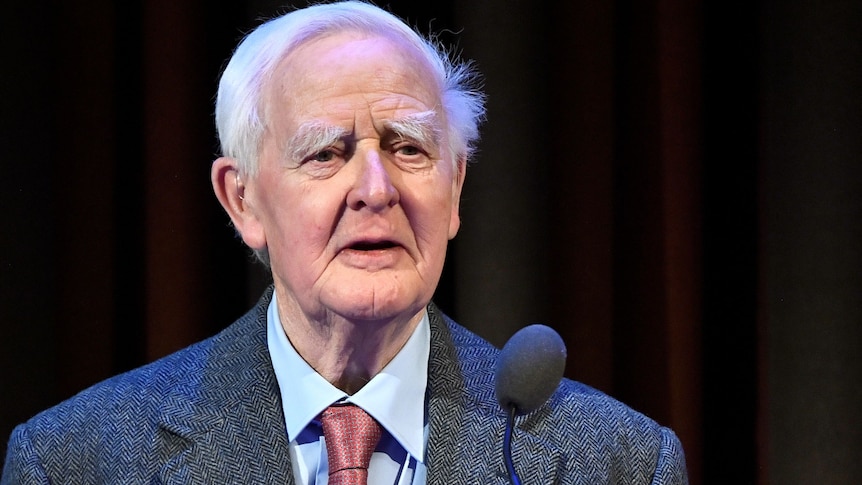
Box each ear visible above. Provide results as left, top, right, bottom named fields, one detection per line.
left=211, top=157, right=267, bottom=250
left=448, top=157, right=467, bottom=240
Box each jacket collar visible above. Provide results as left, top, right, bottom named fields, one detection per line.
left=154, top=287, right=295, bottom=484
left=148, top=289, right=561, bottom=484
left=425, top=304, right=564, bottom=484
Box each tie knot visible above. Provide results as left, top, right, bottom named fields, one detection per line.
left=321, top=404, right=382, bottom=484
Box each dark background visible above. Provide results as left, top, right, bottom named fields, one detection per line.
left=2, top=1, right=861, bottom=483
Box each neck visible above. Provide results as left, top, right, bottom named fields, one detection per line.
left=277, top=298, right=424, bottom=394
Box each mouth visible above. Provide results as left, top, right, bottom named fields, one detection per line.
left=348, top=240, right=400, bottom=251
left=337, top=236, right=407, bottom=268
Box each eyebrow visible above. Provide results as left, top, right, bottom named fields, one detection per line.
left=385, top=110, right=443, bottom=148
left=285, top=121, right=351, bottom=162
left=284, top=110, right=443, bottom=161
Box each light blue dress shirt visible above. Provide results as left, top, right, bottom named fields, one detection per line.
left=266, top=295, right=430, bottom=484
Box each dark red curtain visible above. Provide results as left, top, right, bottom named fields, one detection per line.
left=4, top=1, right=861, bottom=484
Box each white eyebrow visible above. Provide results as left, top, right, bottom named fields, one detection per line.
left=284, top=111, right=442, bottom=161
left=385, top=110, right=443, bottom=148
left=285, top=121, right=351, bottom=162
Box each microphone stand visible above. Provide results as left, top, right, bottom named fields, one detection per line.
left=503, top=405, right=522, bottom=485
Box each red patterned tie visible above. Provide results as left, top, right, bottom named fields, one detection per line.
left=320, top=404, right=383, bottom=485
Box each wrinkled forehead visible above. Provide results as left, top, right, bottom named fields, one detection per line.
left=269, top=31, right=440, bottom=97
left=261, top=29, right=445, bottom=128
left=288, top=25, right=440, bottom=75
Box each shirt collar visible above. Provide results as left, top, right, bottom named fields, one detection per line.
left=267, top=294, right=430, bottom=461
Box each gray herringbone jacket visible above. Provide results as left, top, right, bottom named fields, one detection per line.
left=2, top=288, right=688, bottom=484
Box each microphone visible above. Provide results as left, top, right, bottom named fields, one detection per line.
left=494, top=324, right=567, bottom=485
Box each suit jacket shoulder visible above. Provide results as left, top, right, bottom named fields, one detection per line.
left=3, top=292, right=687, bottom=485
left=2, top=287, right=293, bottom=484
left=425, top=305, right=688, bottom=485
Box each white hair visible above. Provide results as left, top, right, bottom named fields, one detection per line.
left=215, top=1, right=486, bottom=178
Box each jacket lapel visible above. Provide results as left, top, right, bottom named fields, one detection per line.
left=146, top=293, right=561, bottom=484
left=152, top=289, right=295, bottom=484
left=425, top=305, right=563, bottom=485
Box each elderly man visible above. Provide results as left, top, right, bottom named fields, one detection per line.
left=2, top=2, right=688, bottom=484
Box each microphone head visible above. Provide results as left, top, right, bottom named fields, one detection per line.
left=495, top=324, right=567, bottom=415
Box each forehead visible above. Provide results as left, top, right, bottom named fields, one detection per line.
left=264, top=31, right=442, bottom=130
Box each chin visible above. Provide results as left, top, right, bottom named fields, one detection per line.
left=332, top=301, right=417, bottom=324
left=323, top=285, right=427, bottom=324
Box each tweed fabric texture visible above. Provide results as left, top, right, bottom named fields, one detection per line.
left=2, top=286, right=689, bottom=484
left=321, top=404, right=382, bottom=484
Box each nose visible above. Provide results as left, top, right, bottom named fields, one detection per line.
left=346, top=148, right=399, bottom=211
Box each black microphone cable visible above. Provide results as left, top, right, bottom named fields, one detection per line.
left=503, top=404, right=522, bottom=485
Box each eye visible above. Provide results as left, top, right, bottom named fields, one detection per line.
left=397, top=145, right=421, bottom=156
left=391, top=138, right=430, bottom=158
left=388, top=138, right=436, bottom=171
left=310, top=149, right=337, bottom=162
left=299, top=148, right=343, bottom=166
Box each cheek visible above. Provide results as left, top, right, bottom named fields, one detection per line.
left=254, top=182, right=329, bottom=257
left=274, top=197, right=333, bottom=253
left=267, top=199, right=338, bottom=296
left=409, top=185, right=459, bottom=251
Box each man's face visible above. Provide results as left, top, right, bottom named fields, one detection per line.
left=243, top=32, right=464, bottom=324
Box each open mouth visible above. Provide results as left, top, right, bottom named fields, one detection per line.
left=349, top=240, right=398, bottom=251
